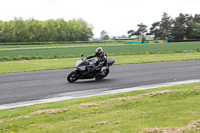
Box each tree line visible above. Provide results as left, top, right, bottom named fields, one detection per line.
left=128, top=12, right=200, bottom=40
left=0, top=17, right=93, bottom=42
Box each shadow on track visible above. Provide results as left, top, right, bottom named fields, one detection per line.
left=67, top=78, right=113, bottom=84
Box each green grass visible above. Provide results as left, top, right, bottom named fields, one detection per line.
left=1, top=52, right=200, bottom=73
left=0, top=82, right=200, bottom=133
left=1, top=42, right=200, bottom=132
left=0, top=40, right=126, bottom=46
left=0, top=42, right=123, bottom=49
left=1, top=42, right=200, bottom=61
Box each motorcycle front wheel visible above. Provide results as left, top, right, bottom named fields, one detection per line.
left=104, top=68, right=109, bottom=77
left=67, top=71, right=79, bottom=83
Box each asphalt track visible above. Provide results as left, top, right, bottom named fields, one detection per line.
left=0, top=60, right=200, bottom=106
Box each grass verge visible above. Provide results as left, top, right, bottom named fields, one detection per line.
left=1, top=52, right=200, bottom=73
left=0, top=82, right=200, bottom=132
left=1, top=42, right=200, bottom=61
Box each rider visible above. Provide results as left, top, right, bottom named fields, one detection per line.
left=85, top=47, right=107, bottom=79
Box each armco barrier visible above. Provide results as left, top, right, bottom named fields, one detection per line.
left=125, top=40, right=168, bottom=44
left=125, top=41, right=142, bottom=44
left=154, top=40, right=159, bottom=43
left=143, top=41, right=149, bottom=44
left=149, top=41, right=154, bottom=44
left=125, top=41, right=137, bottom=44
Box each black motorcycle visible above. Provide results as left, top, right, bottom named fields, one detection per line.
left=67, top=53, right=115, bottom=83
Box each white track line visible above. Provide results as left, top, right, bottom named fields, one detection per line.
left=0, top=79, right=200, bottom=110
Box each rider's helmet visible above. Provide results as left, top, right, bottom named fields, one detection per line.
left=95, top=47, right=103, bottom=57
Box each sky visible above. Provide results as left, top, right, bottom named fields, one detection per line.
left=0, top=0, right=200, bottom=38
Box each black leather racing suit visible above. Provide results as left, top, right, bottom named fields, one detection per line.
left=86, top=52, right=107, bottom=72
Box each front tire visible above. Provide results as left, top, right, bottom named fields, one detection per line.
left=105, top=68, right=109, bottom=77
left=102, top=68, right=109, bottom=79
left=67, top=71, right=79, bottom=83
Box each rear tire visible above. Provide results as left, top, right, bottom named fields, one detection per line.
left=67, top=71, right=79, bottom=83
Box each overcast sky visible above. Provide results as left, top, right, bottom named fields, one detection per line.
left=0, top=0, right=200, bottom=38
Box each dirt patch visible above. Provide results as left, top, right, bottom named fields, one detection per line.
left=10, top=116, right=31, bottom=121
left=0, top=116, right=31, bottom=125
left=142, top=90, right=172, bottom=97
left=109, top=90, right=172, bottom=102
left=96, top=120, right=123, bottom=125
left=76, top=102, right=106, bottom=108
left=76, top=90, right=172, bottom=108
left=194, top=86, right=200, bottom=89
left=188, top=111, right=196, bottom=114
left=0, top=119, right=6, bottom=124
left=112, top=120, right=123, bottom=124
left=30, top=108, right=68, bottom=115
left=96, top=121, right=110, bottom=125
left=109, top=96, right=139, bottom=101
left=144, top=119, right=200, bottom=133
left=69, top=126, right=77, bottom=130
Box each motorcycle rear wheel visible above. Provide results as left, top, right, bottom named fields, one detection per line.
left=67, top=71, right=79, bottom=83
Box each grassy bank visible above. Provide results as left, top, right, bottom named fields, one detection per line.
left=0, top=82, right=200, bottom=132
left=1, top=52, right=200, bottom=73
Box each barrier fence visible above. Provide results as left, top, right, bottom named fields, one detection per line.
left=125, top=40, right=168, bottom=44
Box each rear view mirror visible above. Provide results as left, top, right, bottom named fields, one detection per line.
left=81, top=53, right=84, bottom=60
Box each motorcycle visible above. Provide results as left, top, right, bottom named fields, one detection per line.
left=67, top=53, right=115, bottom=83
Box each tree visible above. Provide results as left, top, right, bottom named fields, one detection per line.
left=25, top=18, right=41, bottom=42
left=147, top=12, right=175, bottom=40
left=147, top=21, right=161, bottom=39
left=159, top=12, right=173, bottom=39
left=100, top=30, right=109, bottom=40
left=0, top=21, right=5, bottom=42
left=103, top=35, right=110, bottom=40
left=0, top=17, right=94, bottom=42
left=11, top=17, right=27, bottom=42
left=1, top=21, right=13, bottom=42
left=171, top=13, right=187, bottom=40
left=77, top=19, right=93, bottom=41
left=186, top=19, right=200, bottom=39
left=194, top=14, right=200, bottom=23
left=128, top=23, right=147, bottom=41
left=120, top=35, right=128, bottom=38
left=112, top=36, right=116, bottom=40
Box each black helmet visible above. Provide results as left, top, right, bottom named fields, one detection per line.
left=95, top=47, right=103, bottom=57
